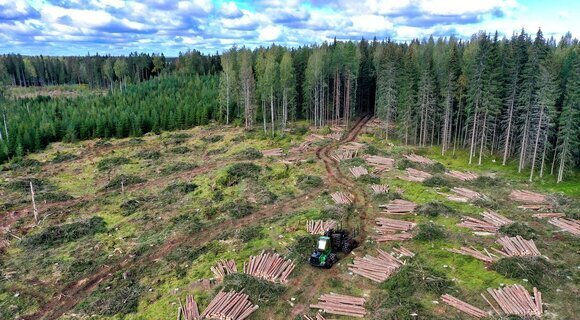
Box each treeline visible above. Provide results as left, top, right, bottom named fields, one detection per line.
left=216, top=30, right=578, bottom=182
left=0, top=50, right=221, bottom=89
left=0, top=75, right=218, bottom=162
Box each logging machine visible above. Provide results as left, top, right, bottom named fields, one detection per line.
left=309, top=229, right=358, bottom=269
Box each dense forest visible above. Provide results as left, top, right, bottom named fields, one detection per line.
left=0, top=29, right=578, bottom=182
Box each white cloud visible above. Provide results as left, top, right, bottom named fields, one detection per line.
left=351, top=15, right=393, bottom=33
left=258, top=25, right=282, bottom=41
left=221, top=2, right=242, bottom=18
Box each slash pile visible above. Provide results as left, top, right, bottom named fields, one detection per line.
left=401, top=168, right=432, bottom=182
left=201, top=289, right=259, bottom=320
left=349, top=166, right=368, bottom=178
left=445, top=170, right=479, bottom=181
left=483, top=285, right=542, bottom=318
left=370, top=184, right=389, bottom=194
left=441, top=294, right=488, bottom=319
left=331, top=192, right=353, bottom=205
left=363, top=155, right=395, bottom=172
left=177, top=295, right=201, bottom=320
left=404, top=154, right=435, bottom=164
left=243, top=251, right=295, bottom=284
left=307, top=220, right=338, bottom=235
left=495, top=236, right=541, bottom=257
left=261, top=148, right=284, bottom=157
left=310, top=293, right=367, bottom=318
left=211, top=259, right=237, bottom=281
left=448, top=247, right=495, bottom=263
left=374, top=217, right=416, bottom=242
left=348, top=248, right=411, bottom=282
left=457, top=211, right=513, bottom=232
left=380, top=199, right=417, bottom=214
left=548, top=218, right=580, bottom=236
left=447, top=187, right=482, bottom=202
left=331, top=149, right=357, bottom=161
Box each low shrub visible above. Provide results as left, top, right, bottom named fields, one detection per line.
left=254, top=189, right=278, bottom=205
left=372, top=192, right=402, bottom=203
left=341, top=158, right=366, bottom=166
left=470, top=176, right=504, bottom=188
left=499, top=222, right=538, bottom=240
left=357, top=174, right=381, bottom=184
left=201, top=134, right=223, bottom=143
left=430, top=162, right=446, bottom=173
left=365, top=145, right=379, bottom=156
left=6, top=177, right=52, bottom=193
left=137, top=150, right=161, bottom=160
left=288, top=234, right=317, bottom=261
left=222, top=200, right=255, bottom=219
left=234, top=147, right=263, bottom=160
left=163, top=182, right=198, bottom=195
left=23, top=216, right=107, bottom=248
left=37, top=191, right=74, bottom=202
left=221, top=273, right=286, bottom=305
left=207, top=147, right=227, bottom=156
left=103, top=174, right=146, bottom=190
left=169, top=146, right=191, bottom=154
left=218, top=163, right=261, bottom=186
left=167, top=133, right=190, bottom=144
left=120, top=198, right=145, bottom=215
left=77, top=271, right=141, bottom=316
left=97, top=157, right=130, bottom=171
left=291, top=125, right=308, bottom=135
left=170, top=213, right=204, bottom=233
left=491, top=257, right=556, bottom=288
left=7, top=158, right=42, bottom=170
left=238, top=226, right=263, bottom=242
left=296, top=175, right=323, bottom=189
left=51, top=152, right=78, bottom=163
left=397, top=159, right=418, bottom=170
left=472, top=198, right=500, bottom=210
left=422, top=176, right=450, bottom=187
left=416, top=202, right=456, bottom=217
left=415, top=222, right=446, bottom=241
left=160, top=162, right=197, bottom=175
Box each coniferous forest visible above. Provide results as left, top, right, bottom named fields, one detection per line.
left=0, top=29, right=578, bottom=182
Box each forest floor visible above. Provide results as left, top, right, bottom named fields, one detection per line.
left=0, top=118, right=578, bottom=320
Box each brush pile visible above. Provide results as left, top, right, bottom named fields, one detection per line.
left=404, top=154, right=435, bottom=164
left=349, top=166, right=368, bottom=178
left=243, top=251, right=295, bottom=284
left=310, top=293, right=367, bottom=318
left=364, top=155, right=395, bottom=172
left=211, top=259, right=237, bottom=281
left=331, top=150, right=357, bottom=161
left=331, top=192, right=353, bottom=205
left=532, top=213, right=565, bottom=219
left=261, top=148, right=284, bottom=157
left=307, top=220, right=338, bottom=235
left=457, top=211, right=513, bottom=232
left=303, top=313, right=326, bottom=320
left=401, top=168, right=432, bottom=182
left=495, top=236, right=541, bottom=257
left=379, top=199, right=417, bottom=214
left=483, top=285, right=542, bottom=318
left=448, top=247, right=495, bottom=263
left=201, top=289, right=259, bottom=320
left=445, top=170, right=479, bottom=181
left=348, top=248, right=411, bottom=282
left=370, top=184, right=389, bottom=194
left=441, top=294, right=488, bottom=319
left=177, top=295, right=201, bottom=320
left=447, top=187, right=482, bottom=202
left=548, top=218, right=580, bottom=236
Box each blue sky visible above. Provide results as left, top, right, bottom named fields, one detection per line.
left=0, top=0, right=578, bottom=56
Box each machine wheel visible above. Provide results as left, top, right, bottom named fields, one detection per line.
left=325, top=253, right=338, bottom=269
left=342, top=239, right=358, bottom=253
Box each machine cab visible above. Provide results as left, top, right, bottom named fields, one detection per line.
left=317, top=236, right=331, bottom=252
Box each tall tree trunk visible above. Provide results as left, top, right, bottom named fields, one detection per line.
left=539, top=133, right=547, bottom=178
left=2, top=113, right=8, bottom=142
left=468, top=101, right=480, bottom=165
left=529, top=106, right=544, bottom=182
left=502, top=88, right=516, bottom=165
left=262, top=100, right=267, bottom=134
left=226, top=72, right=230, bottom=124
left=518, top=112, right=530, bottom=172
left=478, top=110, right=488, bottom=165
left=270, top=87, right=275, bottom=135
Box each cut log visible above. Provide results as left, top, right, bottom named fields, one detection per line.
left=445, top=170, right=479, bottom=181
left=243, top=251, right=295, bottom=284
left=548, top=218, right=580, bottom=236
left=310, top=293, right=366, bottom=318
left=349, top=166, right=368, bottom=178
left=331, top=192, right=353, bottom=205
left=370, top=184, right=389, bottom=194
left=482, top=285, right=542, bottom=318
left=509, top=190, right=547, bottom=204
left=404, top=154, right=435, bottom=164
left=363, top=155, right=395, bottom=172
left=307, top=220, right=338, bottom=235
left=201, top=289, right=259, bottom=320
left=441, top=294, right=488, bottom=319
left=211, top=259, right=237, bottom=281
left=400, top=168, right=432, bottom=182
left=261, top=148, right=284, bottom=157
left=348, top=248, right=411, bottom=282
left=496, top=236, right=541, bottom=257
left=448, top=247, right=495, bottom=263
left=379, top=199, right=416, bottom=214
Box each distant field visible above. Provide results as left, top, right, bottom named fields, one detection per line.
left=7, top=84, right=105, bottom=99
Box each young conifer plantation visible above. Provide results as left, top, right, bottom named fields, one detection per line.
left=1, top=29, right=578, bottom=182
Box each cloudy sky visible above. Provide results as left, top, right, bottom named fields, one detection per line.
left=1, top=0, right=578, bottom=56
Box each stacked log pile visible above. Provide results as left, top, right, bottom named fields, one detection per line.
left=496, top=236, right=541, bottom=257
left=290, top=134, right=325, bottom=153
left=548, top=218, right=580, bottom=236
left=331, top=149, right=357, bottom=161
left=448, top=187, right=482, bottom=202
left=348, top=248, right=410, bottom=282
left=243, top=251, right=295, bottom=284
left=211, top=259, right=237, bottom=281
left=178, top=295, right=201, bottom=320
left=331, top=192, right=353, bottom=205
left=509, top=190, right=546, bottom=204
left=445, top=170, right=479, bottom=181
left=392, top=246, right=415, bottom=257
left=261, top=148, right=284, bottom=157
left=201, top=289, right=259, bottom=320
left=307, top=220, right=338, bottom=235
left=457, top=211, right=512, bottom=232
left=340, top=142, right=366, bottom=151
left=483, top=285, right=542, bottom=318
left=374, top=218, right=416, bottom=242
left=379, top=199, right=416, bottom=214
left=448, top=247, right=495, bottom=263
left=371, top=184, right=389, bottom=194
left=532, top=213, right=565, bottom=219
left=441, top=294, right=488, bottom=319
left=303, top=313, right=326, bottom=320
left=374, top=233, right=414, bottom=242
left=401, top=168, right=432, bottom=182
left=404, top=154, right=435, bottom=164
left=364, top=155, right=395, bottom=172
left=310, top=293, right=367, bottom=318
left=349, top=166, right=368, bottom=178
left=326, top=132, right=342, bottom=140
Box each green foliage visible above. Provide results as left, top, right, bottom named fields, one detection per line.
left=165, top=242, right=212, bottom=264
left=499, top=222, right=538, bottom=240
left=422, top=176, right=451, bottom=187
left=103, top=174, right=146, bottom=190
left=217, top=162, right=261, bottom=186
left=416, top=202, right=456, bottom=217
left=51, top=152, right=78, bottom=163
left=97, top=156, right=130, bottom=171
left=415, top=222, right=446, bottom=241
left=170, top=213, right=204, bottom=233
left=221, top=200, right=255, bottom=218
left=491, top=257, right=556, bottom=288
left=372, top=192, right=402, bottom=203
left=137, top=150, right=161, bottom=160
left=163, top=182, right=198, bottom=195
left=221, top=273, right=286, bottom=305
left=160, top=162, right=197, bottom=175
left=470, top=176, right=505, bottom=188
left=365, top=144, right=379, bottom=155
left=341, top=158, right=366, bottom=166
left=288, top=234, right=317, bottom=261
left=357, top=174, right=381, bottom=184
left=169, top=146, right=191, bottom=154
left=37, top=191, right=74, bottom=202
left=430, top=162, right=446, bottom=173
left=5, top=177, right=52, bottom=193
left=22, top=217, right=107, bottom=248
left=201, top=134, right=223, bottom=143
left=296, top=174, right=323, bottom=189
left=397, top=159, right=418, bottom=170
left=234, top=147, right=263, bottom=160
left=238, top=225, right=263, bottom=242
left=78, top=271, right=141, bottom=316
left=120, top=197, right=147, bottom=215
